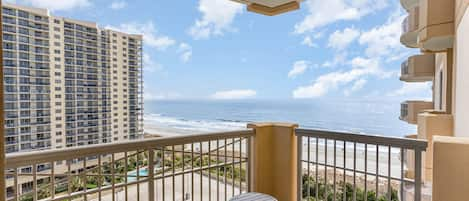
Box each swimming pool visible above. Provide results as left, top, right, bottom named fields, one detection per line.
left=127, top=168, right=149, bottom=182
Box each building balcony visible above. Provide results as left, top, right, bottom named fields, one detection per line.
left=400, top=0, right=419, bottom=12
left=4, top=124, right=428, bottom=201
left=400, top=54, right=435, bottom=82
left=401, top=6, right=420, bottom=48
left=230, top=0, right=301, bottom=16
left=417, top=0, right=455, bottom=51
left=400, top=101, right=434, bottom=124
left=417, top=111, right=453, bottom=182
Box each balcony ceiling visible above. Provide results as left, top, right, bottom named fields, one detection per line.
left=231, top=0, right=302, bottom=16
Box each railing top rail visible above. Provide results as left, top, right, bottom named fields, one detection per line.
left=5, top=129, right=254, bottom=169
left=295, top=128, right=427, bottom=151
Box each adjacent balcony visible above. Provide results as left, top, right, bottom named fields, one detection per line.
left=230, top=0, right=301, bottom=16
left=417, top=0, right=455, bottom=51
left=417, top=111, right=453, bottom=182
left=400, top=54, right=435, bottom=82
left=400, top=0, right=419, bottom=12
left=4, top=124, right=427, bottom=201
left=400, top=101, right=434, bottom=124
left=401, top=6, right=420, bottom=48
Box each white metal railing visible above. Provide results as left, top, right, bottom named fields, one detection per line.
left=5, top=130, right=254, bottom=201
left=296, top=129, right=427, bottom=201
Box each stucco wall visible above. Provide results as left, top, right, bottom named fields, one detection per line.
left=454, top=8, right=469, bottom=137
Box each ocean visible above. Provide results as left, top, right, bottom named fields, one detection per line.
left=143, top=99, right=416, bottom=137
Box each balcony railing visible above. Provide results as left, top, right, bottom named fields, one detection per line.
left=4, top=127, right=427, bottom=201
left=296, top=129, right=427, bottom=201
left=5, top=130, right=253, bottom=201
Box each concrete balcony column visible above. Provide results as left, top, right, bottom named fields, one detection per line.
left=432, top=136, right=469, bottom=201
left=247, top=122, right=299, bottom=201
left=417, top=111, right=453, bottom=182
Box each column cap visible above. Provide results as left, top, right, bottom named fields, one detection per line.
left=247, top=122, right=299, bottom=129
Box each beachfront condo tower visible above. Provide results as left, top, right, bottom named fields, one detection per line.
left=2, top=3, right=144, bottom=154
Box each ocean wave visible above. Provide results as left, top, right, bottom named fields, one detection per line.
left=144, top=113, right=247, bottom=135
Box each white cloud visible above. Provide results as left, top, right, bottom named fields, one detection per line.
left=288, top=61, right=311, bottom=78
left=328, top=27, right=360, bottom=50
left=211, top=89, right=257, bottom=100
left=301, top=36, right=317, bottom=48
left=10, top=0, right=91, bottom=11
left=387, top=82, right=432, bottom=97
left=359, top=10, right=405, bottom=58
left=106, top=22, right=175, bottom=51
left=178, top=43, right=193, bottom=63
left=143, top=53, right=163, bottom=72
left=293, top=57, right=392, bottom=98
left=189, top=0, right=243, bottom=39
left=322, top=52, right=347, bottom=67
left=110, top=1, right=126, bottom=10
left=294, top=0, right=387, bottom=34
left=344, top=79, right=367, bottom=96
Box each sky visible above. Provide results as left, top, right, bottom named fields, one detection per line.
left=6, top=0, right=433, bottom=102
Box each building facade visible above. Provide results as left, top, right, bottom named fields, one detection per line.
left=2, top=3, right=144, bottom=154
left=400, top=0, right=469, bottom=199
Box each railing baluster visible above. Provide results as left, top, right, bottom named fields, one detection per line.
left=231, top=138, right=235, bottom=197
left=224, top=138, right=227, bottom=201
left=208, top=141, right=212, bottom=201
left=239, top=137, right=242, bottom=195
left=401, top=148, right=405, bottom=201
left=182, top=145, right=185, bottom=201
left=191, top=144, right=194, bottom=201
left=172, top=146, right=176, bottom=201
left=315, top=137, right=319, bottom=201
left=124, top=152, right=128, bottom=201
left=238, top=137, right=242, bottom=195
left=353, top=142, right=356, bottom=201
left=51, top=162, right=55, bottom=200
left=415, top=149, right=422, bottom=201
left=33, top=164, right=37, bottom=201
left=112, top=154, right=115, bottom=201
left=364, top=144, right=368, bottom=201
left=217, top=139, right=220, bottom=200
left=98, top=156, right=102, bottom=201
left=137, top=151, right=141, bottom=201
left=376, top=145, right=379, bottom=200
left=324, top=139, right=327, bottom=200
left=297, top=136, right=303, bottom=201
left=333, top=140, right=336, bottom=201
left=343, top=141, right=346, bottom=201
left=387, top=146, right=392, bottom=201
left=84, top=157, right=88, bottom=201
left=307, top=136, right=310, bottom=200
left=247, top=136, right=252, bottom=193
left=200, top=142, right=203, bottom=201
left=148, top=149, right=155, bottom=201
left=162, top=148, right=165, bottom=201
left=68, top=161, right=72, bottom=198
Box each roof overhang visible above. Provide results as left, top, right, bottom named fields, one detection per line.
left=231, top=0, right=302, bottom=16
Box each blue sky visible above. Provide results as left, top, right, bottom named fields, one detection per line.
left=8, top=0, right=433, bottom=101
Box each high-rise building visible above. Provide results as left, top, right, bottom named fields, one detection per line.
left=2, top=3, right=144, bottom=154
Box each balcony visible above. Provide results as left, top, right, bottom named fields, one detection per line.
left=4, top=125, right=427, bottom=201
left=417, top=0, right=454, bottom=51
left=230, top=0, right=301, bottom=16
left=401, top=6, right=420, bottom=48
left=400, top=54, right=435, bottom=82
left=417, top=111, right=453, bottom=182
left=400, top=101, right=434, bottom=124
